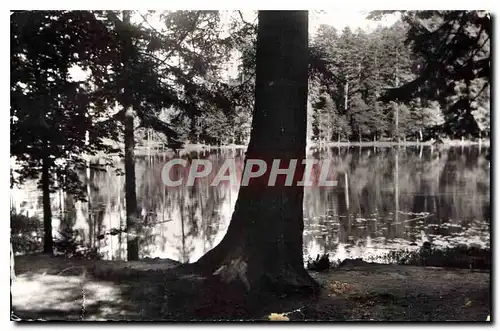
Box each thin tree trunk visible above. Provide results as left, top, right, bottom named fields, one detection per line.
left=85, top=131, right=93, bottom=248
left=122, top=10, right=139, bottom=261
left=42, top=139, right=53, bottom=254
left=194, top=11, right=317, bottom=293
left=394, top=147, right=399, bottom=224
left=344, top=81, right=349, bottom=111
left=124, top=108, right=139, bottom=261
left=344, top=172, right=349, bottom=210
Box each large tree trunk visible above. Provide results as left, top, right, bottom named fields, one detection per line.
left=122, top=10, right=139, bottom=261
left=194, top=11, right=318, bottom=293
left=42, top=139, right=53, bottom=254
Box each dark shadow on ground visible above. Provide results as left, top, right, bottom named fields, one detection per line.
left=11, top=254, right=491, bottom=321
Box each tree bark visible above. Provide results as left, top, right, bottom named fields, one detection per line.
left=42, top=138, right=53, bottom=254
left=122, top=10, right=139, bottom=261
left=124, top=107, right=139, bottom=261
left=194, top=11, right=318, bottom=293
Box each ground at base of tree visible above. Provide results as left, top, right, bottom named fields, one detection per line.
left=11, top=254, right=490, bottom=321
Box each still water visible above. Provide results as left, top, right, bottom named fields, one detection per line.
left=11, top=145, right=491, bottom=263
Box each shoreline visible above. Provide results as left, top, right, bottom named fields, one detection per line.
left=11, top=139, right=489, bottom=168
left=308, top=139, right=490, bottom=148
left=51, top=139, right=490, bottom=161
left=161, top=139, right=491, bottom=150
left=132, top=139, right=490, bottom=157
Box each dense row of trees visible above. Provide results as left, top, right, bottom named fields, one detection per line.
left=184, top=11, right=491, bottom=145
left=387, top=11, right=491, bottom=138
left=310, top=22, right=428, bottom=142
left=308, top=11, right=490, bottom=142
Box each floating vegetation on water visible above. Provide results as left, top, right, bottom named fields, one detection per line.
left=398, top=211, right=431, bottom=216
left=442, top=223, right=462, bottom=228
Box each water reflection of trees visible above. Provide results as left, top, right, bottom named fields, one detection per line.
left=304, top=146, right=490, bottom=260
left=13, top=146, right=489, bottom=262
left=134, top=149, right=242, bottom=262
left=53, top=150, right=237, bottom=262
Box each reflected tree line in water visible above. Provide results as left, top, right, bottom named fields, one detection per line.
left=11, top=146, right=490, bottom=262
left=304, top=145, right=490, bottom=261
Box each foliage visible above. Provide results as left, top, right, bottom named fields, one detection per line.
left=309, top=12, right=490, bottom=141
left=309, top=80, right=351, bottom=141
left=396, top=245, right=490, bottom=269
left=11, top=212, right=44, bottom=254
left=368, top=245, right=491, bottom=270
left=10, top=211, right=101, bottom=259
left=165, top=12, right=256, bottom=145
left=131, top=11, right=255, bottom=145
left=309, top=22, right=429, bottom=140
left=306, top=253, right=331, bottom=271
left=304, top=244, right=491, bottom=272
left=11, top=10, right=256, bottom=255
left=377, top=11, right=491, bottom=138
left=10, top=10, right=122, bottom=198
left=53, top=228, right=102, bottom=259
left=11, top=9, right=253, bottom=189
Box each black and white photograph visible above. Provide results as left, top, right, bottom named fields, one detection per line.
left=9, top=8, right=491, bottom=322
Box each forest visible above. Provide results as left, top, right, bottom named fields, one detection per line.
left=167, top=11, right=491, bottom=145
left=10, top=10, right=491, bottom=321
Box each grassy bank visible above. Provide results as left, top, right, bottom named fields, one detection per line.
left=306, top=245, right=491, bottom=272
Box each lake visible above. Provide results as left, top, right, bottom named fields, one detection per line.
left=11, top=145, right=491, bottom=264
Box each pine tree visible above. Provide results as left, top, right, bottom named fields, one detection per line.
left=378, top=10, right=491, bottom=138
left=193, top=11, right=318, bottom=292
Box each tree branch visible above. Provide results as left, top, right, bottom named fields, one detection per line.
left=138, top=11, right=201, bottom=69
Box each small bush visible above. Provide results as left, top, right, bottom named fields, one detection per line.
left=305, top=245, right=491, bottom=271
left=394, top=245, right=491, bottom=270
left=53, top=228, right=102, bottom=260
left=10, top=212, right=43, bottom=254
